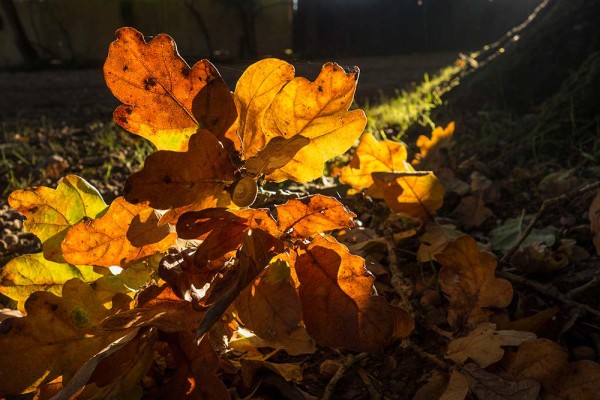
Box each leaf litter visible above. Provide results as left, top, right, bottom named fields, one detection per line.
left=0, top=27, right=600, bottom=400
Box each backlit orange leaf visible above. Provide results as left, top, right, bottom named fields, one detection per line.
left=263, top=63, right=367, bottom=182
left=235, top=259, right=302, bottom=343
left=340, top=131, right=411, bottom=196
left=295, top=234, right=414, bottom=352
left=104, top=27, right=236, bottom=152
left=437, top=236, right=513, bottom=330
left=8, top=175, right=107, bottom=262
left=412, top=122, right=455, bottom=169
left=61, top=197, right=177, bottom=267
left=275, top=194, right=356, bottom=238
left=340, top=132, right=445, bottom=218
left=124, top=130, right=235, bottom=211
left=0, top=279, right=132, bottom=395
left=372, top=170, right=445, bottom=219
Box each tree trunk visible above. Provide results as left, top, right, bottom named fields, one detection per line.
left=0, top=0, right=41, bottom=66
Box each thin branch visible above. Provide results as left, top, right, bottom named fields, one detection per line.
left=500, top=180, right=600, bottom=265
left=384, top=229, right=414, bottom=313
left=498, top=270, right=600, bottom=320
left=321, top=353, right=368, bottom=400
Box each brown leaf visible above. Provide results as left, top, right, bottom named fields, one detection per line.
left=503, top=339, right=568, bottom=389
left=124, top=130, right=235, bottom=211
left=295, top=235, right=414, bottom=352
left=446, top=322, right=536, bottom=368
left=544, top=360, right=600, bottom=400
left=412, top=122, right=455, bottom=170
left=104, top=27, right=235, bottom=152
left=588, top=189, right=600, bottom=255
left=0, top=279, right=132, bottom=395
left=437, top=236, right=513, bottom=330
left=417, top=222, right=465, bottom=262
left=146, top=332, right=230, bottom=400
left=462, top=363, right=540, bottom=400
left=453, top=195, right=494, bottom=229
left=275, top=194, right=356, bottom=238
left=61, top=197, right=177, bottom=267
left=440, top=370, right=469, bottom=400
left=235, top=259, right=302, bottom=343
left=240, top=359, right=304, bottom=383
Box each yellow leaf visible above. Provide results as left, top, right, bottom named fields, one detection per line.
left=61, top=197, right=177, bottom=267
left=8, top=175, right=107, bottom=263
left=412, top=122, right=455, bottom=169
left=104, top=27, right=236, bottom=151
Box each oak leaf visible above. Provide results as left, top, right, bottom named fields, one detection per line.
left=61, top=197, right=177, bottom=267
left=124, top=130, right=235, bottom=212
left=437, top=236, right=513, bottom=329
left=462, top=363, right=540, bottom=400
left=412, top=122, right=455, bottom=170
left=417, top=222, right=465, bottom=262
left=0, top=279, right=132, bottom=395
left=340, top=132, right=445, bottom=218
left=452, top=195, right=494, bottom=229
left=295, top=234, right=414, bottom=352
left=275, top=194, right=356, bottom=238
left=8, top=175, right=107, bottom=263
left=104, top=27, right=236, bottom=152
left=0, top=253, right=102, bottom=312
left=235, top=259, right=302, bottom=343
left=446, top=322, right=535, bottom=368
left=440, top=370, right=469, bottom=400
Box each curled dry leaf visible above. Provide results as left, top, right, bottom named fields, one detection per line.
left=104, top=27, right=236, bottom=152
left=8, top=175, right=107, bottom=263
left=437, top=236, right=513, bottom=329
left=61, top=197, right=177, bottom=267
left=124, top=130, right=235, bottom=211
left=295, top=234, right=414, bottom=352
left=0, top=253, right=102, bottom=312
left=0, top=279, right=132, bottom=395
left=446, top=322, right=536, bottom=368
left=412, top=122, right=455, bottom=170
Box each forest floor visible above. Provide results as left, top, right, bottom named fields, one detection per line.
left=1, top=45, right=600, bottom=399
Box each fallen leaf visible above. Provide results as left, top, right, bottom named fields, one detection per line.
left=446, top=322, right=536, bottom=368
left=589, top=189, right=600, bottom=255
left=544, top=360, right=600, bottom=400
left=453, top=195, right=493, bottom=229
left=104, top=27, right=236, bottom=152
left=124, top=130, right=235, bottom=211
left=490, top=214, right=557, bottom=253
left=244, top=135, right=310, bottom=176
left=0, top=279, right=132, bottom=395
left=437, top=236, right=513, bottom=329
left=295, top=234, right=414, bottom=352
left=372, top=171, right=446, bottom=219
left=417, top=222, right=465, bottom=262
left=437, top=167, right=470, bottom=196
left=235, top=259, right=302, bottom=343
left=61, top=197, right=177, bottom=267
left=0, top=253, right=102, bottom=312
left=440, top=370, right=469, bottom=400
left=510, top=242, right=569, bottom=274
left=413, top=371, right=449, bottom=400
left=241, top=359, right=304, bottom=383
left=462, top=363, right=540, bottom=400
left=275, top=194, right=356, bottom=238
left=8, top=175, right=107, bottom=263
left=412, top=122, right=455, bottom=170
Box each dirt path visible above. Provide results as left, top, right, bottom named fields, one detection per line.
left=0, top=52, right=457, bottom=125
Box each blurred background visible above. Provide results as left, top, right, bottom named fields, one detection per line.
left=0, top=0, right=542, bottom=67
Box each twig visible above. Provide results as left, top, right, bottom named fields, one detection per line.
left=500, top=180, right=600, bottom=265
left=403, top=339, right=448, bottom=370
left=321, top=353, right=368, bottom=400
left=567, top=274, right=600, bottom=299
left=384, top=229, right=414, bottom=313
left=497, top=270, right=600, bottom=320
